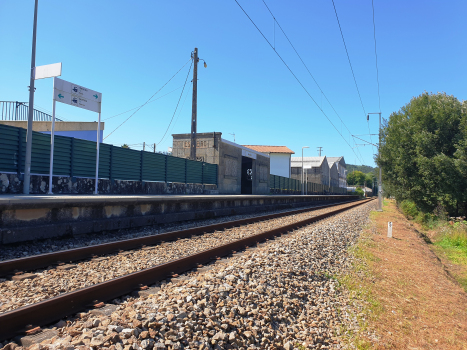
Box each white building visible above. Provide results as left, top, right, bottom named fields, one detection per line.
left=242, top=145, right=294, bottom=178
left=291, top=156, right=330, bottom=185
left=327, top=156, right=347, bottom=188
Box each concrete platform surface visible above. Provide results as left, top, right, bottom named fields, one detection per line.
left=0, top=194, right=350, bottom=209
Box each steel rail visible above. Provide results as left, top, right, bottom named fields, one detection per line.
left=0, top=199, right=359, bottom=277
left=0, top=199, right=372, bottom=341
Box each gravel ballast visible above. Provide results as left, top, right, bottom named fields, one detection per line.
left=0, top=203, right=350, bottom=262
left=0, top=202, right=360, bottom=314
left=1, top=200, right=375, bottom=350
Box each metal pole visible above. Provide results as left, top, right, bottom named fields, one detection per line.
left=190, top=48, right=198, bottom=161
left=378, top=112, right=382, bottom=211
left=143, top=142, right=145, bottom=152
left=94, top=113, right=101, bottom=195
left=301, top=146, right=309, bottom=195
left=301, top=148, right=304, bottom=195
left=153, top=143, right=156, bottom=153
left=23, top=0, right=39, bottom=194
left=47, top=99, right=56, bottom=194
left=305, top=168, right=308, bottom=195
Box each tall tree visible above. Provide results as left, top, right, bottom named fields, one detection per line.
left=347, top=170, right=366, bottom=186
left=378, top=92, right=466, bottom=215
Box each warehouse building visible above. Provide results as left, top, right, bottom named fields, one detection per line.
left=242, top=145, right=294, bottom=178
left=291, top=156, right=346, bottom=187
left=291, top=156, right=330, bottom=185
left=172, top=132, right=270, bottom=195
left=327, top=156, right=347, bottom=188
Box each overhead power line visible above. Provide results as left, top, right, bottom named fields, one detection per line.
left=372, top=0, right=381, bottom=113
left=234, top=0, right=366, bottom=165
left=104, top=58, right=192, bottom=140
left=331, top=0, right=367, bottom=117
left=103, top=85, right=185, bottom=121
left=260, top=0, right=366, bottom=165
left=331, top=0, right=376, bottom=157
left=157, top=60, right=193, bottom=145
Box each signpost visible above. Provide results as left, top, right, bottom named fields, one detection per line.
left=34, top=62, right=62, bottom=80
left=49, top=77, right=102, bottom=195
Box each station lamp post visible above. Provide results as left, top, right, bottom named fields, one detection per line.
left=301, top=146, right=309, bottom=195
left=368, top=112, right=382, bottom=211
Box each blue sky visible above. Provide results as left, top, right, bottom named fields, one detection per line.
left=1, top=0, right=466, bottom=166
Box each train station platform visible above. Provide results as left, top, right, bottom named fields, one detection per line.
left=0, top=194, right=357, bottom=245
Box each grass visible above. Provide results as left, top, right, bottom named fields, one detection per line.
left=433, top=225, right=467, bottom=291
left=336, top=217, right=383, bottom=349
left=397, top=199, right=467, bottom=290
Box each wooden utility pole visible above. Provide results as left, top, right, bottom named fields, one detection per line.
left=190, top=48, right=199, bottom=160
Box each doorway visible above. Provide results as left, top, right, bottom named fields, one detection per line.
left=241, top=156, right=253, bottom=194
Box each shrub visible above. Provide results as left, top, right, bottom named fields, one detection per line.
left=399, top=200, right=419, bottom=219
left=355, top=187, right=364, bottom=198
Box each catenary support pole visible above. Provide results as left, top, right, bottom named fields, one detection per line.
left=190, top=48, right=198, bottom=161
left=23, top=0, right=39, bottom=194
left=94, top=113, right=101, bottom=195
left=378, top=112, right=382, bottom=211
left=47, top=99, right=56, bottom=194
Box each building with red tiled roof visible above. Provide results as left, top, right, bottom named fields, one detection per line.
left=242, top=145, right=295, bottom=155
left=243, top=145, right=295, bottom=178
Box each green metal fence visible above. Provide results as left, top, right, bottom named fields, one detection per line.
left=269, top=174, right=347, bottom=194
left=0, top=124, right=218, bottom=185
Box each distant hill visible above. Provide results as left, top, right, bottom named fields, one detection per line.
left=347, top=164, right=375, bottom=174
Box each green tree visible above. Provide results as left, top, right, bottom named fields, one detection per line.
left=347, top=170, right=366, bottom=186
left=365, top=173, right=375, bottom=188
left=121, top=144, right=130, bottom=149
left=378, top=92, right=467, bottom=215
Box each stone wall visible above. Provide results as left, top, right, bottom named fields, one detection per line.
left=0, top=173, right=217, bottom=195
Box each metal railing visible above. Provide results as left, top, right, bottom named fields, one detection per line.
left=0, top=101, right=63, bottom=122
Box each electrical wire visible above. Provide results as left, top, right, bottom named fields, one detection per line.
left=157, top=60, right=193, bottom=145
left=168, top=81, right=192, bottom=136
left=103, top=58, right=192, bottom=140
left=372, top=0, right=381, bottom=113
left=260, top=0, right=366, bottom=165
left=331, top=0, right=367, bottom=117
left=330, top=0, right=376, bottom=157
left=234, top=0, right=366, bottom=165
left=102, top=85, right=185, bottom=121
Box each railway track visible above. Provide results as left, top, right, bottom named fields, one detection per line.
left=0, top=198, right=372, bottom=341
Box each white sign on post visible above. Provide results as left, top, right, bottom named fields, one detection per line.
left=388, top=222, right=393, bottom=238
left=54, top=78, right=102, bottom=112
left=34, top=62, right=62, bottom=80
left=49, top=77, right=102, bottom=195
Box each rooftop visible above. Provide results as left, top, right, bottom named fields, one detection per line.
left=291, top=156, right=326, bottom=167
left=242, top=145, right=295, bottom=154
